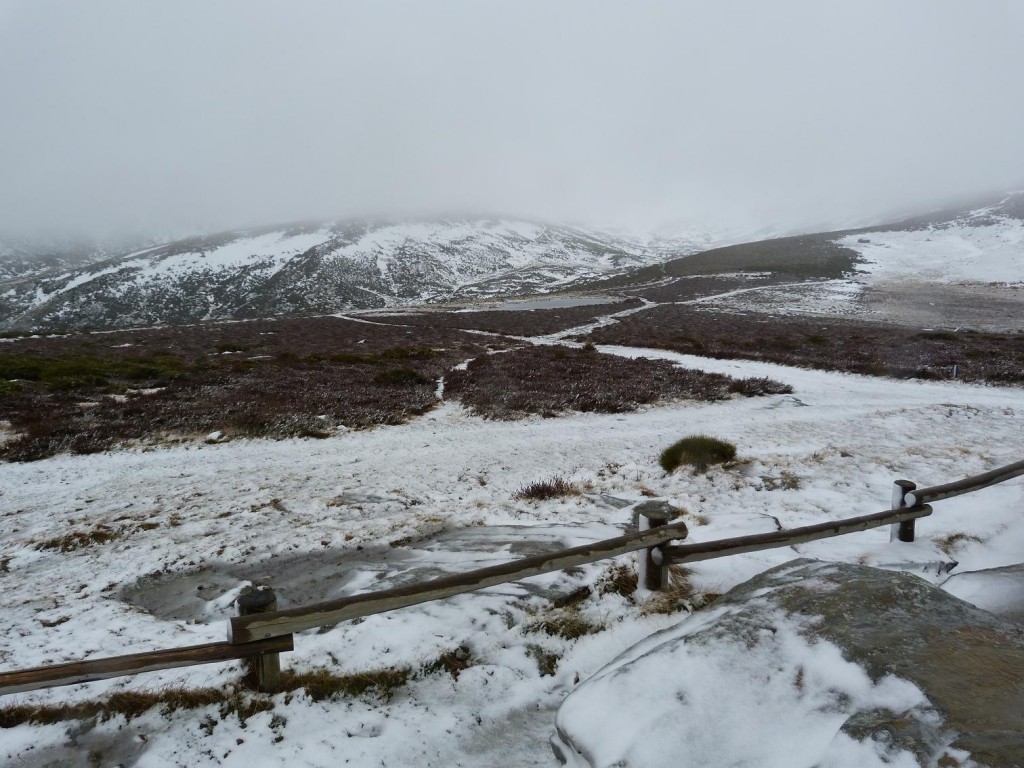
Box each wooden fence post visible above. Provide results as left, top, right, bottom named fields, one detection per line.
left=635, top=502, right=673, bottom=591
left=236, top=585, right=282, bottom=692
left=890, top=480, right=918, bottom=543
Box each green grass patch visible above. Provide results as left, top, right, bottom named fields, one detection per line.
left=0, top=352, right=189, bottom=391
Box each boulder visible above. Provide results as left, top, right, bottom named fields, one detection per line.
left=552, top=559, right=1024, bottom=768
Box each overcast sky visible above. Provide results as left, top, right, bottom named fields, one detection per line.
left=1, top=1, right=1023, bottom=240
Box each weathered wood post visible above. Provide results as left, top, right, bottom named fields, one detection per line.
left=236, top=585, right=282, bottom=692
left=634, top=501, right=673, bottom=591
left=890, top=480, right=918, bottom=543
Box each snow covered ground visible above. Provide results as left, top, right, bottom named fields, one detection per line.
left=838, top=215, right=1024, bottom=286
left=1, top=343, right=1022, bottom=766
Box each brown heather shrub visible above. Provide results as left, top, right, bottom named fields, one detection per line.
left=728, top=376, right=793, bottom=397
left=366, top=299, right=644, bottom=337
left=0, top=317, right=505, bottom=461
left=581, top=304, right=1024, bottom=385
left=513, top=476, right=581, bottom=501
left=444, top=345, right=774, bottom=420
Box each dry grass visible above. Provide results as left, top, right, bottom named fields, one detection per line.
left=525, top=645, right=560, bottom=677
left=0, top=687, right=257, bottom=729
left=0, top=654, right=467, bottom=729
left=512, top=476, right=581, bottom=501
left=760, top=470, right=802, bottom=491
left=935, top=532, right=984, bottom=556
left=523, top=609, right=603, bottom=640
left=597, top=562, right=638, bottom=597
left=278, top=667, right=411, bottom=703
left=642, top=566, right=717, bottom=615
left=34, top=526, right=122, bottom=552
left=422, top=645, right=475, bottom=680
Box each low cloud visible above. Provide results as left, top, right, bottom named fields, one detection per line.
left=1, top=0, right=1023, bottom=239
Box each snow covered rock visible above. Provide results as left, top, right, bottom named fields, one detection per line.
left=551, top=558, right=1024, bottom=768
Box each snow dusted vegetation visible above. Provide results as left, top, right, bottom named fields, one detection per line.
left=1, top=339, right=1022, bottom=766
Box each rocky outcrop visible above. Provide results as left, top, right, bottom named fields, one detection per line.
left=552, top=559, right=1024, bottom=768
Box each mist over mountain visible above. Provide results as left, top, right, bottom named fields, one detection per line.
left=2, top=2, right=1023, bottom=242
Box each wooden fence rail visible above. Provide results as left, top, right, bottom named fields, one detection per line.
left=655, top=505, right=932, bottom=566
left=1, top=458, right=1020, bottom=698
left=0, top=636, right=293, bottom=697
left=907, top=458, right=1024, bottom=506
left=227, top=521, right=690, bottom=644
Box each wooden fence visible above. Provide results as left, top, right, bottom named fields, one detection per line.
left=2, top=458, right=1022, bottom=698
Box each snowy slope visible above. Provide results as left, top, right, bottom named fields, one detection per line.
left=838, top=192, right=1024, bottom=285
left=0, top=340, right=1021, bottom=766
left=0, top=219, right=715, bottom=331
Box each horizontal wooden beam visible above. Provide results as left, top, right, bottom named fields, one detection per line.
left=229, top=520, right=690, bottom=644
left=908, top=458, right=1024, bottom=506
left=657, top=505, right=933, bottom=565
left=0, top=635, right=294, bottom=697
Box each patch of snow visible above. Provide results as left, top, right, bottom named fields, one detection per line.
left=838, top=216, right=1024, bottom=285
left=553, top=607, right=930, bottom=768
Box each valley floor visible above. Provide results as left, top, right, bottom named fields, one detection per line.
left=1, top=345, right=1023, bottom=767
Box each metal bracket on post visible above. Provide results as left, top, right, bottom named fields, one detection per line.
left=890, top=480, right=918, bottom=543
left=236, top=585, right=283, bottom=692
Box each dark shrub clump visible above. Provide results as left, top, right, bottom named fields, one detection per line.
left=513, top=476, right=581, bottom=501
left=445, top=346, right=779, bottom=421
left=660, top=435, right=737, bottom=472
left=727, top=376, right=793, bottom=397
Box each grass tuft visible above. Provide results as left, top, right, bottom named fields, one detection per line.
left=935, top=531, right=984, bottom=556
left=35, top=526, right=121, bottom=552
left=727, top=376, right=793, bottom=397
left=659, top=435, right=737, bottom=473
left=279, top=667, right=411, bottom=702
left=597, top=562, right=638, bottom=597
left=522, top=610, right=603, bottom=640
left=513, top=476, right=581, bottom=501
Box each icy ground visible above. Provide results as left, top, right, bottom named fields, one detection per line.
left=1, top=342, right=1022, bottom=766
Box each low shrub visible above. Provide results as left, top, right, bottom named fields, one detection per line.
left=443, top=345, right=752, bottom=421
left=727, top=376, right=793, bottom=397
left=513, top=476, right=581, bottom=501
left=372, top=368, right=433, bottom=387
left=523, top=610, right=603, bottom=640
left=660, top=435, right=736, bottom=472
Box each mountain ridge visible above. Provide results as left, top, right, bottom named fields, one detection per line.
left=0, top=217, right=716, bottom=331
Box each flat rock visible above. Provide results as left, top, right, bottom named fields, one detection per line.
left=552, top=558, right=1024, bottom=768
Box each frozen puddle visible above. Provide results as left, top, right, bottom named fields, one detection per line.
left=120, top=523, right=609, bottom=624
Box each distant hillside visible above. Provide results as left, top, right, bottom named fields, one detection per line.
left=580, top=191, right=1024, bottom=295
left=0, top=219, right=713, bottom=331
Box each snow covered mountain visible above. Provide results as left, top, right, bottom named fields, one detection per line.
left=0, top=218, right=714, bottom=331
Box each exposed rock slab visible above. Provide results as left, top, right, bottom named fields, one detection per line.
left=552, top=559, right=1024, bottom=768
